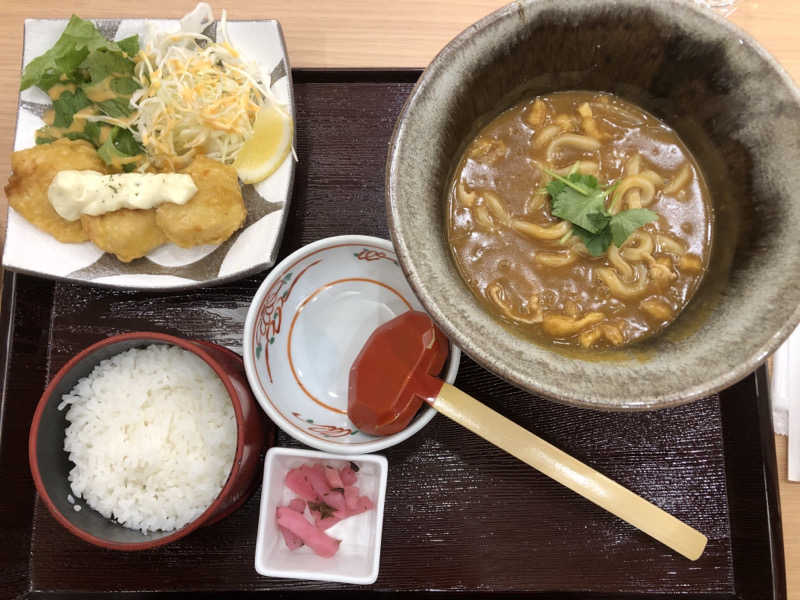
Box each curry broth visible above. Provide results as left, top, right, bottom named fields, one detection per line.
left=447, top=91, right=712, bottom=349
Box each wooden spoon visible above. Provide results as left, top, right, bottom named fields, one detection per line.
left=348, top=310, right=707, bottom=560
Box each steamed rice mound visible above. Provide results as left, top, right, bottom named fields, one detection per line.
left=58, top=344, right=237, bottom=534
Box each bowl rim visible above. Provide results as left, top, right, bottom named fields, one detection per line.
left=385, top=0, right=800, bottom=410
left=28, top=331, right=248, bottom=551
left=243, top=234, right=461, bottom=453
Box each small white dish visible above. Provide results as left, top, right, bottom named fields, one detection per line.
left=243, top=235, right=461, bottom=454
left=255, top=447, right=387, bottom=584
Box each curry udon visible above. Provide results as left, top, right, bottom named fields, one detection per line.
left=447, top=91, right=712, bottom=349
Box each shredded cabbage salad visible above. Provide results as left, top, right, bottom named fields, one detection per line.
left=130, top=3, right=284, bottom=171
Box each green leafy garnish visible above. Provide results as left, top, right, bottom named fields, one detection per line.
left=547, top=174, right=609, bottom=234
left=609, top=208, right=659, bottom=248
left=572, top=224, right=613, bottom=257
left=97, top=127, right=142, bottom=169
left=82, top=49, right=135, bottom=85
left=308, top=500, right=337, bottom=520
left=52, top=88, right=90, bottom=127
left=97, top=97, right=135, bottom=118
left=20, top=16, right=127, bottom=91
left=20, top=15, right=145, bottom=168
left=116, top=35, right=140, bottom=58
left=60, top=121, right=104, bottom=145
left=109, top=77, right=140, bottom=95
left=542, top=167, right=658, bottom=256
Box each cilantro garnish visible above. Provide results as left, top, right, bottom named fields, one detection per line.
left=541, top=166, right=657, bottom=256
left=608, top=208, right=660, bottom=247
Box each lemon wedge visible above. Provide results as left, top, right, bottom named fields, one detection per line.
left=234, top=103, right=293, bottom=184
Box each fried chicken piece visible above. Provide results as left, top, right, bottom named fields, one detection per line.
left=155, top=156, right=246, bottom=248
left=4, top=139, right=106, bottom=243
left=81, top=209, right=167, bottom=263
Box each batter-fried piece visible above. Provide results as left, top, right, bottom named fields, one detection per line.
left=155, top=155, right=246, bottom=248
left=81, top=209, right=167, bottom=263
left=4, top=139, right=106, bottom=243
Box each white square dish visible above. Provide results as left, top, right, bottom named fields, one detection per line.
left=255, top=447, right=387, bottom=584
left=6, top=16, right=295, bottom=290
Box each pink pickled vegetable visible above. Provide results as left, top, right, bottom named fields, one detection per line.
left=303, top=464, right=332, bottom=498
left=342, top=485, right=374, bottom=516
left=344, top=486, right=360, bottom=511
left=276, top=507, right=341, bottom=558
left=322, top=490, right=346, bottom=513
left=312, top=512, right=343, bottom=530
left=353, top=494, right=374, bottom=513
left=340, top=465, right=357, bottom=486
left=279, top=460, right=375, bottom=555
left=324, top=465, right=344, bottom=489
left=285, top=468, right=316, bottom=501
left=278, top=497, right=308, bottom=550
left=277, top=510, right=304, bottom=550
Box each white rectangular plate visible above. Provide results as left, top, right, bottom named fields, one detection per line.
left=4, top=17, right=295, bottom=290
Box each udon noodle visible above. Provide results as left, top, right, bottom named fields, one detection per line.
left=447, top=91, right=712, bottom=349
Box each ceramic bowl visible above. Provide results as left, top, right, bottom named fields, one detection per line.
left=29, top=332, right=273, bottom=550
left=255, top=447, right=387, bottom=584
left=387, top=0, right=800, bottom=410
left=243, top=235, right=461, bottom=453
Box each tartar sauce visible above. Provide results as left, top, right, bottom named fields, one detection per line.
left=48, top=171, right=198, bottom=221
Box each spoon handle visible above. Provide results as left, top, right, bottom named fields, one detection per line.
left=433, top=382, right=707, bottom=561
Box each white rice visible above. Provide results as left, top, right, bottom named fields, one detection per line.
left=58, top=344, right=237, bottom=534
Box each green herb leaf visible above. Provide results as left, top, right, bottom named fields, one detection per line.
left=572, top=224, right=613, bottom=257
left=550, top=186, right=609, bottom=234
left=542, top=167, right=657, bottom=256
left=109, top=76, right=139, bottom=95
left=97, top=97, right=134, bottom=118
left=96, top=135, right=120, bottom=165
left=545, top=171, right=597, bottom=197
left=307, top=500, right=337, bottom=520
left=81, top=49, right=135, bottom=85
left=52, top=87, right=91, bottom=127
left=609, top=209, right=659, bottom=247
left=61, top=121, right=103, bottom=145
left=544, top=171, right=610, bottom=234
left=112, top=127, right=142, bottom=155
left=20, top=16, right=127, bottom=91
left=83, top=121, right=104, bottom=145
left=116, top=35, right=139, bottom=57
left=96, top=126, right=144, bottom=166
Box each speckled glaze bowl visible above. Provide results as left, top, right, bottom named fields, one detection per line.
left=387, top=0, right=800, bottom=409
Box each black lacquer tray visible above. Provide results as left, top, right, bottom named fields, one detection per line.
left=0, top=70, right=785, bottom=600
